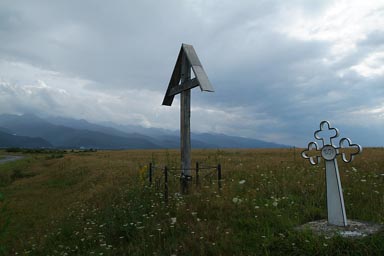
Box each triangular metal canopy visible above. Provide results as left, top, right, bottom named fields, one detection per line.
left=162, top=44, right=214, bottom=106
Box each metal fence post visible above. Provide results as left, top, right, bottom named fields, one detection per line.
left=149, top=162, right=152, bottom=185
left=164, top=166, right=168, bottom=202
left=217, top=163, right=222, bottom=189
left=195, top=162, right=199, bottom=186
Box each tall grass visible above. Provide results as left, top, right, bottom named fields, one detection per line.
left=0, top=192, right=10, bottom=255
left=0, top=148, right=383, bottom=255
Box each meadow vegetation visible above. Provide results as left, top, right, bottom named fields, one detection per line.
left=0, top=148, right=383, bottom=255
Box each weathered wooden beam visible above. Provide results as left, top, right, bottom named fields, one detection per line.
left=180, top=51, right=191, bottom=178
left=168, top=78, right=199, bottom=97
left=162, top=44, right=214, bottom=106
left=162, top=47, right=183, bottom=106
left=161, top=43, right=214, bottom=193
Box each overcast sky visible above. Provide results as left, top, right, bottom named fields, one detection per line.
left=0, top=0, right=383, bottom=146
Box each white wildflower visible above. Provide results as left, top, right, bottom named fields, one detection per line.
left=232, top=197, right=242, bottom=204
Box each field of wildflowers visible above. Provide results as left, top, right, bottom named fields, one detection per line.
left=0, top=148, right=383, bottom=255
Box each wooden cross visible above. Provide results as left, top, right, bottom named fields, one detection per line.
left=302, top=121, right=362, bottom=226
left=162, top=44, right=214, bottom=181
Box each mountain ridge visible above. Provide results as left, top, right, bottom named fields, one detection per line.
left=0, top=130, right=52, bottom=148
left=0, top=113, right=290, bottom=149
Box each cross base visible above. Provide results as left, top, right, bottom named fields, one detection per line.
left=296, top=219, right=383, bottom=238
left=180, top=174, right=192, bottom=181
left=180, top=174, right=192, bottom=194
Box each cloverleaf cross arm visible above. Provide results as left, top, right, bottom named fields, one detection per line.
left=339, top=138, right=362, bottom=163
left=314, top=120, right=339, bottom=147
left=301, top=121, right=341, bottom=165
left=301, top=141, right=322, bottom=165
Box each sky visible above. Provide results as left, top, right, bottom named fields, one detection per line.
left=0, top=0, right=383, bottom=147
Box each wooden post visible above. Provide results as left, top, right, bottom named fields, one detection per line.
left=162, top=44, right=214, bottom=193
left=149, top=162, right=152, bottom=185
left=164, top=166, right=168, bottom=202
left=180, top=52, right=191, bottom=180
left=217, top=164, right=222, bottom=189
left=195, top=162, right=199, bottom=186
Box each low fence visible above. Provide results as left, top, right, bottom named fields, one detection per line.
left=148, top=162, right=222, bottom=200
left=194, top=162, right=222, bottom=188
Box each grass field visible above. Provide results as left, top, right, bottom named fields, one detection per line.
left=0, top=148, right=383, bottom=255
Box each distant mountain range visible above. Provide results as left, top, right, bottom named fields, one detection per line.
left=0, top=113, right=289, bottom=149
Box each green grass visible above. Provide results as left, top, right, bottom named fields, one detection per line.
left=0, top=148, right=383, bottom=255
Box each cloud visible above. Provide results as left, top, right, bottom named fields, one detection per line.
left=0, top=0, right=383, bottom=146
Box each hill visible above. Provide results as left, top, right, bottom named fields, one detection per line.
left=0, top=113, right=290, bottom=149
left=0, top=130, right=52, bottom=148
left=0, top=114, right=158, bottom=149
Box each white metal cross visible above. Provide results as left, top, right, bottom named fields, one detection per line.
left=302, top=121, right=362, bottom=226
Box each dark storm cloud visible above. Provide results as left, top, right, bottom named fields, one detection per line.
left=0, top=0, right=332, bottom=91
left=0, top=0, right=383, bottom=146
left=0, top=1, right=186, bottom=87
